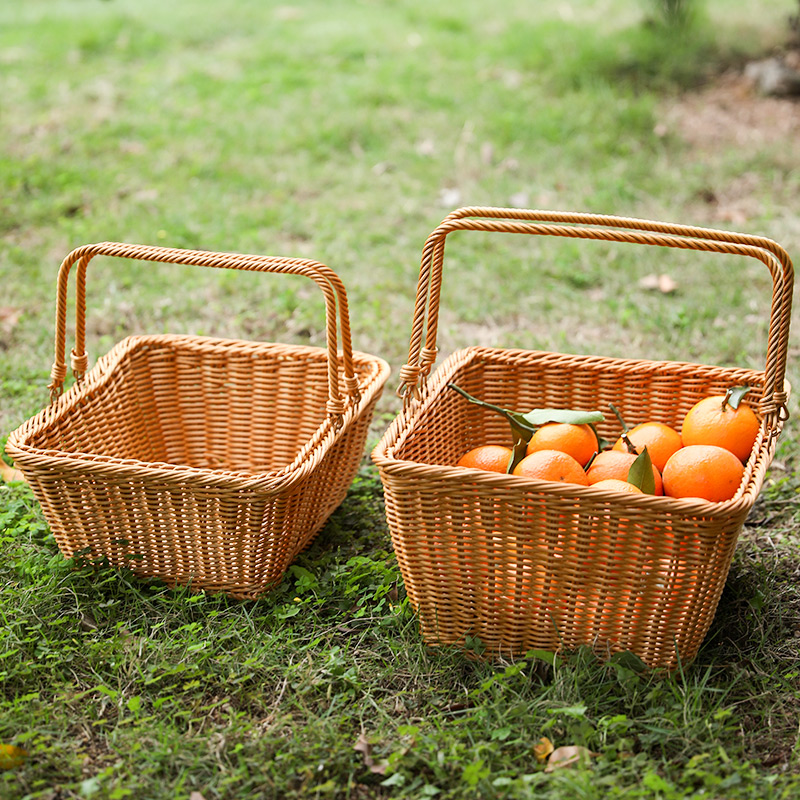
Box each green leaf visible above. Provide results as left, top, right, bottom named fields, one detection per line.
left=288, top=565, right=318, bottom=591
left=725, top=385, right=751, bottom=410
left=520, top=408, right=605, bottom=426
left=508, top=437, right=528, bottom=474
left=548, top=704, right=588, bottom=718
left=609, top=650, right=647, bottom=673
left=464, top=634, right=486, bottom=655
left=491, top=726, right=513, bottom=741
left=526, top=648, right=557, bottom=666
left=627, top=448, right=656, bottom=495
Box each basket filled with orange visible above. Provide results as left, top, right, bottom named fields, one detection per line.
left=7, top=243, right=390, bottom=599
left=372, top=207, right=793, bottom=670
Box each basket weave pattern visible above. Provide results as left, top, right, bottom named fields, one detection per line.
left=8, top=243, right=389, bottom=598
left=374, top=208, right=793, bottom=669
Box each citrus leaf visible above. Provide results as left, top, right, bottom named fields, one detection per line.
left=521, top=409, right=605, bottom=427
left=627, top=447, right=656, bottom=495
left=448, top=384, right=604, bottom=452
left=725, top=385, right=751, bottom=410
left=508, top=437, right=528, bottom=474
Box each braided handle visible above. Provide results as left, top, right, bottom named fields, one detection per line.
left=399, top=207, right=793, bottom=425
left=48, top=243, right=361, bottom=425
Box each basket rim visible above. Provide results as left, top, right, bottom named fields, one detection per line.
left=9, top=333, right=390, bottom=492
left=371, top=452, right=764, bottom=516
left=373, top=344, right=784, bottom=516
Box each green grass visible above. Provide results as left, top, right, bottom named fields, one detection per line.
left=2, top=0, right=800, bottom=797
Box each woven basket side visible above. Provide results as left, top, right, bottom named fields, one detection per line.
left=28, top=469, right=300, bottom=596
left=380, top=467, right=749, bottom=669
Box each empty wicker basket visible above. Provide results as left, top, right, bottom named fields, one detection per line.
left=7, top=242, right=390, bottom=598
left=373, top=207, right=793, bottom=670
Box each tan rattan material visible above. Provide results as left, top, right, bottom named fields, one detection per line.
left=8, top=242, right=390, bottom=598
left=373, top=207, right=793, bottom=670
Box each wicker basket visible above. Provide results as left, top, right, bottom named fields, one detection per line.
left=7, top=242, right=389, bottom=599
left=372, top=207, right=793, bottom=669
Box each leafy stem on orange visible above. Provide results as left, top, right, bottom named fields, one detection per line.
left=448, top=383, right=605, bottom=474
left=724, top=385, right=752, bottom=411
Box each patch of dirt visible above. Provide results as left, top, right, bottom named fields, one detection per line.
left=655, top=49, right=800, bottom=226
left=659, top=62, right=800, bottom=152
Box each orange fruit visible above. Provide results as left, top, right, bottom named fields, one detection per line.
left=590, top=478, right=645, bottom=495
left=585, top=450, right=663, bottom=495
left=611, top=421, right=683, bottom=472
left=662, top=444, right=745, bottom=502
left=512, top=449, right=590, bottom=486
left=456, top=445, right=513, bottom=473
left=681, top=395, right=760, bottom=463
left=526, top=422, right=598, bottom=467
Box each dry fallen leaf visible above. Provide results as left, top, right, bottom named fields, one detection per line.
left=544, top=745, right=598, bottom=773
left=0, top=307, right=22, bottom=333
left=0, top=460, right=26, bottom=484
left=639, top=273, right=678, bottom=294
left=509, top=191, right=530, bottom=208
left=0, top=743, right=28, bottom=771
left=533, top=736, right=554, bottom=762
left=438, top=187, right=462, bottom=208
left=354, top=733, right=388, bottom=775
left=189, top=792, right=207, bottom=800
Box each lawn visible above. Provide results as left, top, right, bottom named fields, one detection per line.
left=2, top=1, right=800, bottom=798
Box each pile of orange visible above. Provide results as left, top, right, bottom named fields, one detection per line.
left=456, top=389, right=761, bottom=503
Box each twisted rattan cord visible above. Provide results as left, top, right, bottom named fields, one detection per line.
left=73, top=246, right=362, bottom=404
left=422, top=225, right=788, bottom=418
left=400, top=209, right=794, bottom=424
left=440, top=207, right=795, bottom=273
left=71, top=253, right=91, bottom=381
left=428, top=209, right=795, bottom=393
left=415, top=221, right=788, bottom=402
left=62, top=244, right=354, bottom=416
left=51, top=243, right=360, bottom=418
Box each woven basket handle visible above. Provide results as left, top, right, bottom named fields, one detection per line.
left=48, top=242, right=361, bottom=425
left=399, top=207, right=794, bottom=426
